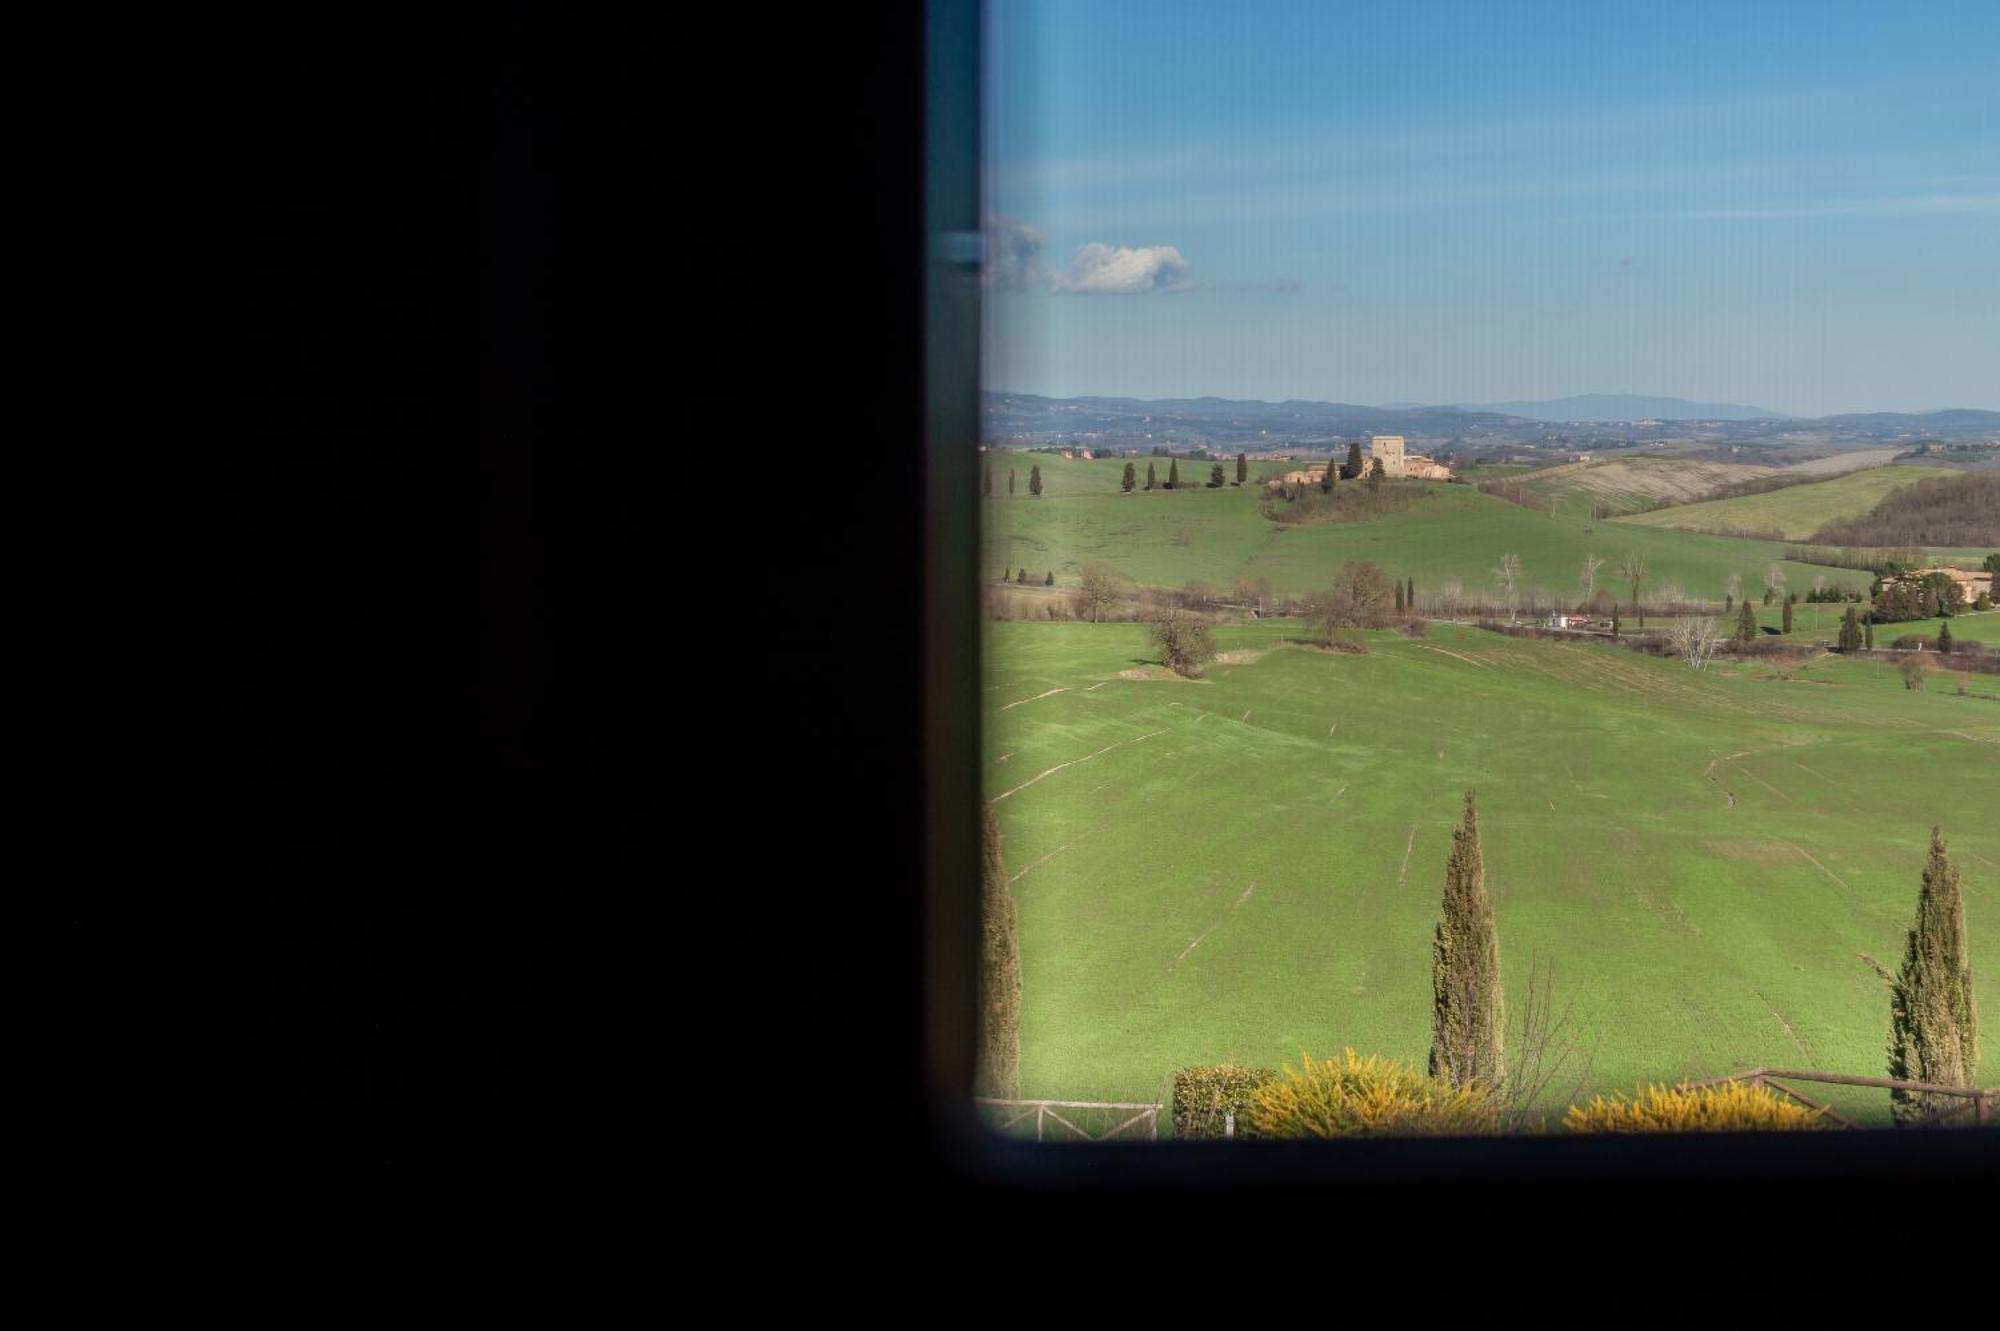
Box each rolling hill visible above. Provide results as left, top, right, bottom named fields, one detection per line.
left=1616, top=464, right=1963, bottom=541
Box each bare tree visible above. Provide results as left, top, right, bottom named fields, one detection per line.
left=1493, top=553, right=1522, bottom=618
left=1580, top=553, right=1604, bottom=602
left=1620, top=552, right=1647, bottom=619
left=1496, top=956, right=1596, bottom=1132
left=1072, top=564, right=1123, bottom=623
left=1669, top=615, right=1722, bottom=670
left=1149, top=607, right=1217, bottom=677
left=1310, top=560, right=1394, bottom=642
left=1725, top=571, right=1743, bottom=605
left=1440, top=576, right=1464, bottom=616
left=1764, top=562, right=1787, bottom=604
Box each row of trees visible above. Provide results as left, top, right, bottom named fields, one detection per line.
left=983, top=463, right=1044, bottom=497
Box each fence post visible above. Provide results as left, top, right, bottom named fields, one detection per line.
left=1224, top=1111, right=1234, bottom=1138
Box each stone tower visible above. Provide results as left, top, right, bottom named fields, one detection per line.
left=1369, top=434, right=1407, bottom=478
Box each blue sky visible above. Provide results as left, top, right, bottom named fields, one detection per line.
left=981, top=1, right=1999, bottom=415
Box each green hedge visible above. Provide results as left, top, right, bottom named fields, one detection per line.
left=1171, top=1063, right=1277, bottom=1138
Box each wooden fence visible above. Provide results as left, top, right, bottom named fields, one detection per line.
left=1682, top=1067, right=1997, bottom=1129
left=975, top=1098, right=1162, bottom=1141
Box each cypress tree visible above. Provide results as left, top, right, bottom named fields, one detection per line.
left=1782, top=598, right=1793, bottom=634
left=1320, top=458, right=1334, bottom=493
left=1724, top=593, right=1733, bottom=612
left=1145, top=462, right=1157, bottom=491
left=1016, top=567, right=1027, bottom=584
left=977, top=802, right=1022, bottom=1100
left=1938, top=622, right=1953, bottom=654
left=1209, top=463, right=1225, bottom=488
left=1430, top=791, right=1505, bottom=1090
left=1736, top=599, right=1758, bottom=644
left=1167, top=459, right=1179, bottom=490
left=1236, top=452, right=1247, bottom=485
left=1865, top=613, right=1874, bottom=648
left=1367, top=458, right=1384, bottom=488
left=1044, top=570, right=1054, bottom=586
left=1407, top=577, right=1416, bottom=611
left=1344, top=441, right=1364, bottom=480
left=1611, top=606, right=1621, bottom=637
left=1029, top=464, right=1043, bottom=497
left=1122, top=462, right=1136, bottom=492
left=1839, top=606, right=1862, bottom=652
left=1395, top=581, right=1406, bottom=613
left=1886, top=828, right=1978, bottom=1123
left=1009, top=468, right=1016, bottom=496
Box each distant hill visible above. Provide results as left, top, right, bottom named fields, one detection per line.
left=981, top=393, right=1525, bottom=446
left=1816, top=409, right=2000, bottom=428
left=1455, top=394, right=1790, bottom=422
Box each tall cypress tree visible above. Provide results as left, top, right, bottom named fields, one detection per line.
left=1145, top=462, right=1157, bottom=491
left=1320, top=457, right=1334, bottom=493
left=1839, top=605, right=1862, bottom=652
left=1395, top=581, right=1406, bottom=613
left=1008, top=468, right=1016, bottom=496
left=978, top=802, right=1022, bottom=1100
left=1167, top=459, right=1179, bottom=490
left=1029, top=464, right=1043, bottom=497
left=1236, top=452, right=1247, bottom=485
left=1122, top=462, right=1136, bottom=492
left=1736, top=599, right=1758, bottom=644
left=1938, top=622, right=1954, bottom=654
left=1430, top=791, right=1505, bottom=1090
left=1782, top=597, right=1794, bottom=634
left=1344, top=441, right=1364, bottom=480
left=1407, top=577, right=1416, bottom=611
left=1887, top=828, right=1978, bottom=1123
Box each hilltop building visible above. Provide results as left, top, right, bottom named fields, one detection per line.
left=1368, top=435, right=1454, bottom=480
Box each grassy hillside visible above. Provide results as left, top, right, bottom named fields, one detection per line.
left=985, top=619, right=2000, bottom=1124
left=1616, top=464, right=1960, bottom=540
left=1508, top=456, right=1777, bottom=515
left=983, top=457, right=1873, bottom=604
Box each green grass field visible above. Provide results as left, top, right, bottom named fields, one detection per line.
left=1615, top=464, right=1960, bottom=540
left=982, top=456, right=1876, bottom=604
left=985, top=619, right=2000, bottom=1126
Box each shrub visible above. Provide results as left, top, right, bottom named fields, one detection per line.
left=1562, top=1081, right=1826, bottom=1133
left=1245, top=1050, right=1502, bottom=1138
left=1398, top=618, right=1429, bottom=638
left=1171, top=1063, right=1278, bottom=1138
left=1900, top=654, right=1932, bottom=691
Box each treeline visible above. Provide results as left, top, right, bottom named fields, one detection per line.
left=1475, top=478, right=1553, bottom=513
left=1264, top=480, right=1428, bottom=525
left=1783, top=544, right=1928, bottom=574
left=1808, top=473, right=2000, bottom=547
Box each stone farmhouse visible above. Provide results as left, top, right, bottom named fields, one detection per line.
left=1879, top=565, right=1994, bottom=602
left=1268, top=434, right=1454, bottom=489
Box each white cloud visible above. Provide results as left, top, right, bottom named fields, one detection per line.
left=1050, top=242, right=1191, bottom=294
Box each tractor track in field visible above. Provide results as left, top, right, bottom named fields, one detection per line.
left=1175, top=882, right=1257, bottom=965
left=1756, top=990, right=1816, bottom=1063
left=1736, top=767, right=1792, bottom=804
left=1001, top=687, right=1068, bottom=711
left=1397, top=827, right=1418, bottom=884
left=991, top=729, right=1166, bottom=802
